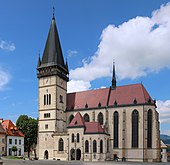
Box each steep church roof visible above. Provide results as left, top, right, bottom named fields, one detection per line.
left=68, top=112, right=85, bottom=128
left=67, top=83, right=155, bottom=110
left=38, top=15, right=68, bottom=73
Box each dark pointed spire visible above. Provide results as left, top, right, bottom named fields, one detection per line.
left=40, top=12, right=67, bottom=73
left=65, top=58, right=69, bottom=74
left=37, top=52, right=41, bottom=68
left=111, top=60, right=116, bottom=89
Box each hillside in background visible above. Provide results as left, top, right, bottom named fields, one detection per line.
left=160, top=134, right=170, bottom=145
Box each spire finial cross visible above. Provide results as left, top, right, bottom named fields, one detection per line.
left=53, top=7, right=55, bottom=19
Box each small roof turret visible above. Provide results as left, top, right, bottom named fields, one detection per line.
left=37, top=53, right=41, bottom=68
left=65, top=59, right=69, bottom=74
left=111, top=60, right=116, bottom=89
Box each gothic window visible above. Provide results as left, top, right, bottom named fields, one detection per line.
left=58, top=138, right=64, bottom=151
left=132, top=110, right=139, bottom=148
left=71, top=133, right=74, bottom=143
left=43, top=95, right=45, bottom=105
left=100, top=140, right=103, bottom=153
left=47, top=94, right=49, bottom=105
left=98, top=112, right=103, bottom=125
left=85, top=140, right=89, bottom=153
left=44, top=94, right=52, bottom=105
left=107, top=139, right=109, bottom=152
left=113, top=111, right=119, bottom=148
left=84, top=113, right=90, bottom=122
left=49, top=94, right=51, bottom=105
left=147, top=109, right=152, bottom=148
left=77, top=133, right=80, bottom=143
left=69, top=115, right=74, bottom=124
left=93, top=140, right=97, bottom=153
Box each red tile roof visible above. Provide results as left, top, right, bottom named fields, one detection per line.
left=85, top=122, right=105, bottom=134
left=68, top=112, right=106, bottom=134
left=67, top=88, right=110, bottom=110
left=108, top=84, right=154, bottom=106
left=68, top=112, right=85, bottom=127
left=0, top=123, right=6, bottom=135
left=67, top=84, right=154, bottom=110
left=2, top=120, right=25, bottom=137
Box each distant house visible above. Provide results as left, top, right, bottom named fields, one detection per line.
left=161, top=140, right=167, bottom=162
left=1, top=120, right=24, bottom=156
left=0, top=120, right=6, bottom=156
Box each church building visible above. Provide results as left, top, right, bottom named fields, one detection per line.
left=37, top=14, right=161, bottom=162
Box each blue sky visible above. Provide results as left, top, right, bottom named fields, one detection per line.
left=0, top=0, right=170, bottom=135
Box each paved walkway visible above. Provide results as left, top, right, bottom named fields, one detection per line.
left=1, top=159, right=169, bottom=165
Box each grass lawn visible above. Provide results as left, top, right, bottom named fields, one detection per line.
left=3, top=156, right=24, bottom=160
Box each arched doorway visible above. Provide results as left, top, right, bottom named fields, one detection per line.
left=76, top=149, right=81, bottom=160
left=70, top=149, right=75, bottom=160
left=44, top=150, right=48, bottom=159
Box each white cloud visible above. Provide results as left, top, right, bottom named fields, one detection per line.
left=0, top=40, right=16, bottom=52
left=0, top=69, right=10, bottom=90
left=157, top=100, right=170, bottom=124
left=67, top=80, right=91, bottom=93
left=67, top=49, right=78, bottom=57
left=69, top=2, right=170, bottom=88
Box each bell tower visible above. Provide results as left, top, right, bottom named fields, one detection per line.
left=37, top=14, right=69, bottom=139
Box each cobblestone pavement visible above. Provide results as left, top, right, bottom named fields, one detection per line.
left=1, top=159, right=169, bottom=165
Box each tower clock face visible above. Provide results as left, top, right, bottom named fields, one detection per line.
left=44, top=77, right=50, bottom=85
left=60, top=79, right=64, bottom=87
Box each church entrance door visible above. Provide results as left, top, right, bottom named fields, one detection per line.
left=76, top=149, right=81, bottom=160
left=44, top=150, right=48, bottom=159
left=70, top=149, right=75, bottom=160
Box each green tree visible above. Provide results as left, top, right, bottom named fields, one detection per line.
left=16, top=115, right=38, bottom=158
left=12, top=146, right=18, bottom=156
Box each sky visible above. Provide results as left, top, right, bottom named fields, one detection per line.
left=0, top=0, right=170, bottom=135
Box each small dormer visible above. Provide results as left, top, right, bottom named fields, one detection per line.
left=85, top=103, right=88, bottom=109
left=133, top=98, right=137, bottom=104
left=114, top=100, right=118, bottom=106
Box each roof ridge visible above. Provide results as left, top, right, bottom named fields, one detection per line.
left=67, top=83, right=142, bottom=95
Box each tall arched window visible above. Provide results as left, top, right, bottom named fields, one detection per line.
left=77, top=133, right=80, bottom=143
left=93, top=140, right=97, bottom=153
left=58, top=138, right=64, bottom=151
left=85, top=140, right=89, bottom=153
left=44, top=95, right=46, bottom=105
left=47, top=94, right=49, bottom=105
left=147, top=109, right=152, bottom=148
left=49, top=94, right=51, bottom=105
left=113, top=111, right=119, bottom=148
left=71, top=133, right=74, bottom=143
left=98, top=112, right=103, bottom=125
left=107, top=139, right=109, bottom=152
left=69, top=115, right=74, bottom=124
left=100, top=140, right=103, bottom=153
left=132, top=110, right=139, bottom=148
left=84, top=113, right=90, bottom=122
